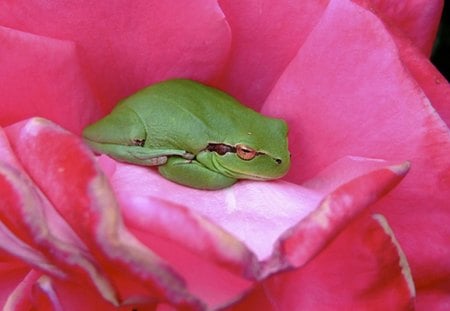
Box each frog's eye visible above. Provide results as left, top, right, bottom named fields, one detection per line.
left=236, top=144, right=257, bottom=160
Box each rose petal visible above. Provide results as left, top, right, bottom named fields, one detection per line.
left=356, top=0, right=444, bottom=55
left=101, top=153, right=408, bottom=307
left=0, top=126, right=125, bottom=305
left=262, top=0, right=450, bottom=305
left=3, top=270, right=40, bottom=311
left=264, top=161, right=410, bottom=276
left=0, top=262, right=30, bottom=309
left=0, top=1, right=231, bottom=113
left=104, top=154, right=408, bottom=266
left=101, top=157, right=322, bottom=262
left=0, top=26, right=100, bottom=134
left=5, top=118, right=201, bottom=308
left=100, top=157, right=296, bottom=308
left=0, top=161, right=124, bottom=306
left=392, top=29, right=450, bottom=127
left=216, top=0, right=328, bottom=110
left=355, top=1, right=450, bottom=126
left=44, top=277, right=160, bottom=311
left=0, top=165, right=66, bottom=279
left=302, top=156, right=409, bottom=195
left=228, top=215, right=415, bottom=310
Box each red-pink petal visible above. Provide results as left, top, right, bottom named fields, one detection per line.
left=0, top=262, right=30, bottom=309
left=0, top=126, right=122, bottom=305
left=355, top=0, right=444, bottom=55
left=31, top=276, right=135, bottom=311
left=302, top=156, right=409, bottom=195
left=101, top=156, right=322, bottom=262
left=393, top=30, right=450, bottom=127
left=229, top=215, right=415, bottom=310
left=0, top=26, right=100, bottom=134
left=3, top=270, right=41, bottom=311
left=264, top=161, right=409, bottom=276
left=5, top=118, right=201, bottom=308
left=0, top=161, right=122, bottom=306
left=0, top=1, right=231, bottom=114
left=262, top=0, right=450, bottom=306
left=216, top=0, right=328, bottom=110
left=101, top=153, right=409, bottom=307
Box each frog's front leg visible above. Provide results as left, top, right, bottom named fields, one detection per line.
left=84, top=140, right=194, bottom=166
left=158, top=157, right=237, bottom=190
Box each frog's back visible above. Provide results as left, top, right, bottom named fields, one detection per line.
left=119, top=79, right=272, bottom=153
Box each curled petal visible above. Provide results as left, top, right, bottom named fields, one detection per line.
left=229, top=215, right=415, bottom=310
left=0, top=162, right=121, bottom=306
left=103, top=153, right=409, bottom=307
left=265, top=161, right=410, bottom=275
left=101, top=157, right=322, bottom=262
left=0, top=262, right=30, bottom=310
left=262, top=0, right=450, bottom=303
left=3, top=270, right=41, bottom=311
left=5, top=118, right=201, bottom=308
left=0, top=165, right=66, bottom=279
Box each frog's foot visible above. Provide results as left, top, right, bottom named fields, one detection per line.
left=83, top=140, right=193, bottom=166
left=158, top=157, right=237, bottom=190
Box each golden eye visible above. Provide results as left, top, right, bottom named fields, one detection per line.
left=236, top=144, right=257, bottom=160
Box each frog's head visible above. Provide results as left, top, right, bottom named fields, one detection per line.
left=197, top=117, right=290, bottom=181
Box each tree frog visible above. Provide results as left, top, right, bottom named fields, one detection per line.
left=82, top=79, right=290, bottom=190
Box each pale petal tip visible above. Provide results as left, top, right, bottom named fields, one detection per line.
left=26, top=117, right=52, bottom=127
left=372, top=214, right=416, bottom=298
left=388, top=161, right=411, bottom=176
left=22, top=117, right=57, bottom=137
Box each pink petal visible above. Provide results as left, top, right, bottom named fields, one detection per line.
left=0, top=165, right=66, bottom=279
left=31, top=276, right=131, bottom=311
left=3, top=270, right=41, bottom=311
left=262, top=0, right=450, bottom=305
left=216, top=0, right=329, bottom=110
left=0, top=26, right=100, bottom=134
left=101, top=154, right=408, bottom=307
left=0, top=160, right=122, bottom=306
left=416, top=289, right=450, bottom=311
left=266, top=161, right=409, bottom=275
left=100, top=157, right=295, bottom=308
left=392, top=29, right=450, bottom=127
left=5, top=118, right=201, bottom=308
left=0, top=262, right=30, bottom=309
left=229, top=215, right=415, bottom=310
left=302, top=156, right=409, bottom=195
left=0, top=1, right=231, bottom=113
left=358, top=0, right=444, bottom=55
left=1, top=126, right=124, bottom=305
left=100, top=156, right=322, bottom=262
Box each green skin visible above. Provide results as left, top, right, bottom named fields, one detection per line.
left=82, top=79, right=290, bottom=190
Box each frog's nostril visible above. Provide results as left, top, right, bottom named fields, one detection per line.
left=275, top=158, right=282, bottom=164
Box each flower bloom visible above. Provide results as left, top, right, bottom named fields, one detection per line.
left=0, top=0, right=449, bottom=310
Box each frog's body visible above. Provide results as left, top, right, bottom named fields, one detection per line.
left=83, top=79, right=290, bottom=190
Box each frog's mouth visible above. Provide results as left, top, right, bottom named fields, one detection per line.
left=228, top=168, right=280, bottom=181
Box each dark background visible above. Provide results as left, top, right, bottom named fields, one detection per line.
left=432, top=1, right=450, bottom=80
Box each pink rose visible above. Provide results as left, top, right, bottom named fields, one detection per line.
left=0, top=0, right=448, bottom=310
